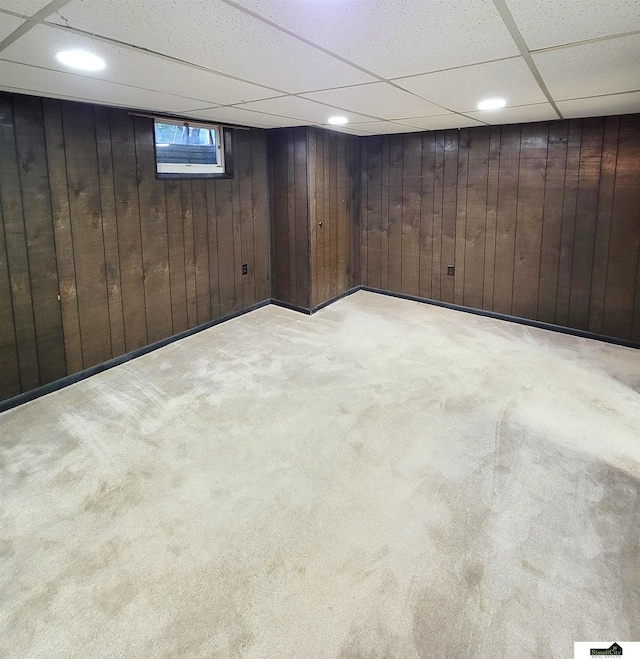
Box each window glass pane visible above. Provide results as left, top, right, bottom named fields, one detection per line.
left=155, top=122, right=218, bottom=165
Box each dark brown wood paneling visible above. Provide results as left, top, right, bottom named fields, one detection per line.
left=109, top=108, right=148, bottom=352
left=603, top=114, right=640, bottom=339
left=270, top=127, right=356, bottom=310
left=191, top=180, right=211, bottom=325
left=0, top=194, right=20, bottom=400
left=164, top=178, right=188, bottom=334
left=205, top=179, right=221, bottom=322
left=0, top=92, right=271, bottom=402
left=568, top=117, right=604, bottom=330
left=464, top=127, right=490, bottom=310
left=454, top=128, right=469, bottom=306
left=401, top=133, right=422, bottom=297
left=388, top=135, right=404, bottom=294
left=251, top=130, right=270, bottom=303
left=512, top=123, right=548, bottom=321
left=12, top=95, right=66, bottom=383
left=0, top=93, right=40, bottom=392
left=419, top=133, right=436, bottom=299
left=555, top=119, right=582, bottom=327
left=588, top=117, right=619, bottom=334
left=482, top=126, right=501, bottom=310
left=95, top=106, right=125, bottom=357
left=269, top=127, right=310, bottom=308
left=134, top=116, right=173, bottom=343
left=237, top=130, right=256, bottom=308
left=493, top=124, right=521, bottom=315
left=359, top=115, right=640, bottom=342
left=61, top=100, right=111, bottom=369
left=431, top=131, right=445, bottom=300
left=363, top=135, right=382, bottom=289
left=537, top=121, right=568, bottom=324
left=441, top=131, right=459, bottom=304
left=214, top=176, right=236, bottom=318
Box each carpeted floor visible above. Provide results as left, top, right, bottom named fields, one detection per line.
left=1, top=290, right=639, bottom=658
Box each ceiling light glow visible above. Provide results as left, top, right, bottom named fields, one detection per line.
left=56, top=49, right=106, bottom=72
left=328, top=116, right=348, bottom=125
left=477, top=98, right=506, bottom=110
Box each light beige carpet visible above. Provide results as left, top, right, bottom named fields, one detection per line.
left=1, top=290, right=639, bottom=658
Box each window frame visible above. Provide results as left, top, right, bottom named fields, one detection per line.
left=153, top=118, right=234, bottom=180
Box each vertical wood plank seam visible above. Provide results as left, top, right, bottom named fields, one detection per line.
left=553, top=124, right=570, bottom=325
left=536, top=123, right=550, bottom=319
left=162, top=181, right=175, bottom=334
left=105, top=110, right=126, bottom=346
left=132, top=120, right=150, bottom=344
left=418, top=134, right=424, bottom=297
left=491, top=127, right=503, bottom=311
left=0, top=178, right=23, bottom=389
left=305, top=128, right=312, bottom=308
left=584, top=120, right=606, bottom=331
left=509, top=128, right=523, bottom=316
left=462, top=135, right=470, bottom=306
left=203, top=181, right=212, bottom=314
left=480, top=133, right=490, bottom=311
left=417, top=134, right=424, bottom=297
left=63, top=103, right=85, bottom=370
left=12, top=95, right=42, bottom=386
left=566, top=121, right=585, bottom=327
left=42, top=99, right=68, bottom=375
left=250, top=131, right=257, bottom=305
left=93, top=107, right=114, bottom=357
left=534, top=123, right=551, bottom=319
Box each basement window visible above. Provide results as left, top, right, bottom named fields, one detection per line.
left=153, top=119, right=233, bottom=179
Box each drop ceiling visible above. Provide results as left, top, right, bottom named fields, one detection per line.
left=0, top=0, right=638, bottom=134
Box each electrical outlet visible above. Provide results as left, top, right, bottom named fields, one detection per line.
left=242, top=264, right=248, bottom=276
left=447, top=265, right=455, bottom=276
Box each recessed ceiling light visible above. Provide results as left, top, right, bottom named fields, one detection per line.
left=477, top=98, right=506, bottom=110
left=328, top=116, right=348, bottom=125
left=56, top=49, right=106, bottom=72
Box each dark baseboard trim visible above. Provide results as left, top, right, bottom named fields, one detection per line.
left=4, top=286, right=637, bottom=413
left=0, top=299, right=271, bottom=415
left=270, top=286, right=362, bottom=315
left=269, top=299, right=312, bottom=315
left=311, top=286, right=362, bottom=313
left=362, top=286, right=640, bottom=350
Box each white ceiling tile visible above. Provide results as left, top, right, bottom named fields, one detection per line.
left=398, top=115, right=486, bottom=130
left=44, top=0, right=375, bottom=92
left=0, top=1, right=49, bottom=15
left=313, top=124, right=371, bottom=136
left=0, top=12, right=23, bottom=40
left=1, top=24, right=279, bottom=106
left=230, top=0, right=519, bottom=78
left=236, top=96, right=373, bottom=124
left=533, top=34, right=640, bottom=100
left=506, top=0, right=640, bottom=50
left=343, top=121, right=424, bottom=135
left=465, top=103, right=559, bottom=125
left=301, top=83, right=445, bottom=120
left=185, top=105, right=308, bottom=128
left=0, top=60, right=206, bottom=113
left=394, top=58, right=547, bottom=112
left=557, top=92, right=640, bottom=119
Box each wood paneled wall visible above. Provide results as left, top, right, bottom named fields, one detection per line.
left=269, top=127, right=311, bottom=309
left=360, top=116, right=640, bottom=342
left=2, top=90, right=639, bottom=403
left=308, top=128, right=359, bottom=308
left=269, top=127, right=359, bottom=310
left=0, top=92, right=270, bottom=402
